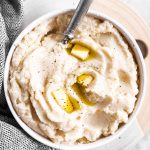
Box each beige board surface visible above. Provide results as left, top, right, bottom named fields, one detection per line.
left=90, top=0, right=150, bottom=134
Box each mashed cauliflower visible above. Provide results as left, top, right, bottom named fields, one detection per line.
left=8, top=14, right=138, bottom=144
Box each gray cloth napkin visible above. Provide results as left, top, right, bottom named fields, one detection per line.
left=0, top=0, right=56, bottom=149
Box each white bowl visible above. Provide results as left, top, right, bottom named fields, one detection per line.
left=4, top=9, right=146, bottom=150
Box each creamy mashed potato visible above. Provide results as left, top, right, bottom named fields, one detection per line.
left=8, top=14, right=138, bottom=144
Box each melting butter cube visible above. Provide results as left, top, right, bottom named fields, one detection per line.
left=77, top=74, right=93, bottom=87
left=71, top=44, right=90, bottom=60
left=52, top=89, right=73, bottom=113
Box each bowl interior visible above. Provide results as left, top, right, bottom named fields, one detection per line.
left=4, top=9, right=146, bottom=150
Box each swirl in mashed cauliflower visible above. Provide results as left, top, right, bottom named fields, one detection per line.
left=8, top=14, right=138, bottom=144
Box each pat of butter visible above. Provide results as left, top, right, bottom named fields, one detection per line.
left=71, top=44, right=90, bottom=60
left=77, top=74, right=93, bottom=87
left=52, top=89, right=73, bottom=113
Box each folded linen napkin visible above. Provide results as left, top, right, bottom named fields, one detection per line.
left=0, top=0, right=55, bottom=149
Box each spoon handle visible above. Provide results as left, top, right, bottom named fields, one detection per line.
left=63, top=0, right=93, bottom=43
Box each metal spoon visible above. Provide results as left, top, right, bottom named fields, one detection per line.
left=63, top=0, right=93, bottom=44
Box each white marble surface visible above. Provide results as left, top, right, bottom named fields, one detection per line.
left=23, top=0, right=150, bottom=149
